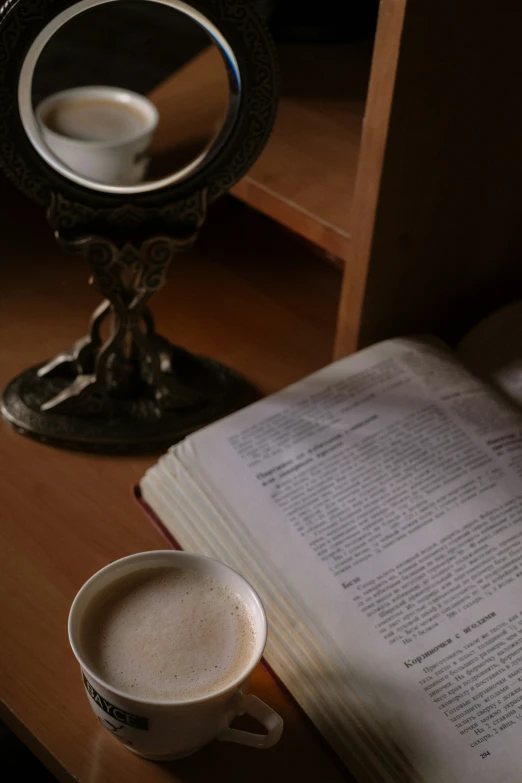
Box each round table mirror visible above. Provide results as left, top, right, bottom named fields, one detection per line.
left=22, top=0, right=240, bottom=192
left=0, top=0, right=278, bottom=452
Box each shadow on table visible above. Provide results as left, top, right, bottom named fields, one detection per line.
left=0, top=722, right=57, bottom=782
left=160, top=662, right=427, bottom=783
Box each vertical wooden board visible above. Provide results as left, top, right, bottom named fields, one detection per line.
left=334, top=0, right=406, bottom=355
left=335, top=0, right=522, bottom=355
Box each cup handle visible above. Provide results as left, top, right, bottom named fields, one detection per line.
left=217, top=694, right=283, bottom=749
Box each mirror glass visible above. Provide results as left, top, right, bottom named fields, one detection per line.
left=21, top=0, right=239, bottom=193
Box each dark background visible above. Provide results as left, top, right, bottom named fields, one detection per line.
left=32, top=0, right=379, bottom=105
left=32, top=2, right=211, bottom=105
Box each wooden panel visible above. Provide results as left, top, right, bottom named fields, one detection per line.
left=0, top=189, right=345, bottom=783
left=335, top=0, right=522, bottom=356
left=148, top=46, right=229, bottom=178
left=231, top=42, right=372, bottom=258
left=334, top=0, right=405, bottom=355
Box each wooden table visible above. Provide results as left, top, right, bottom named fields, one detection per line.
left=0, top=187, right=348, bottom=782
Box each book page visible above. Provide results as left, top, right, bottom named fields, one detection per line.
left=176, top=338, right=522, bottom=783
left=458, top=300, right=522, bottom=408
left=146, top=463, right=407, bottom=783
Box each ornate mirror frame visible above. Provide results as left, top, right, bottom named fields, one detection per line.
left=0, top=0, right=278, bottom=234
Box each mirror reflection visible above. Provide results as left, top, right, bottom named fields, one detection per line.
left=30, top=1, right=233, bottom=188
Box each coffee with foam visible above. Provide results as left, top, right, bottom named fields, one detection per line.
left=82, top=566, right=256, bottom=701
left=42, top=97, right=150, bottom=143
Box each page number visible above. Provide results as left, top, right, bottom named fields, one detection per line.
left=480, top=751, right=491, bottom=760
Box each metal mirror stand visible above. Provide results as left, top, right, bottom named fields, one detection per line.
left=3, top=190, right=254, bottom=453
left=0, top=0, right=278, bottom=453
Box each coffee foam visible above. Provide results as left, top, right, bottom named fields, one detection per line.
left=82, top=566, right=256, bottom=701
left=43, top=98, right=149, bottom=142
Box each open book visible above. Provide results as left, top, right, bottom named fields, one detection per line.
left=140, top=308, right=522, bottom=783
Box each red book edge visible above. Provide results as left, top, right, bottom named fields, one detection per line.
left=133, top=483, right=354, bottom=781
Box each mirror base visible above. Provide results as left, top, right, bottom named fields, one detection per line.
left=1, top=348, right=256, bottom=454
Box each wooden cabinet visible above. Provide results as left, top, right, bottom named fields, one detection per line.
left=229, top=0, right=522, bottom=358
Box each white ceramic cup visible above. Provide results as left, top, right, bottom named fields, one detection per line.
left=35, top=86, right=159, bottom=186
left=68, top=551, right=283, bottom=760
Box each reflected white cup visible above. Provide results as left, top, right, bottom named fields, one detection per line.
left=36, top=86, right=158, bottom=186
left=68, top=551, right=283, bottom=761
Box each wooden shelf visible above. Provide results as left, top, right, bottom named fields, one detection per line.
left=231, top=41, right=373, bottom=259
left=148, top=39, right=372, bottom=261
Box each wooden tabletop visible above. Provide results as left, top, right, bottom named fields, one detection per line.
left=0, top=186, right=348, bottom=783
